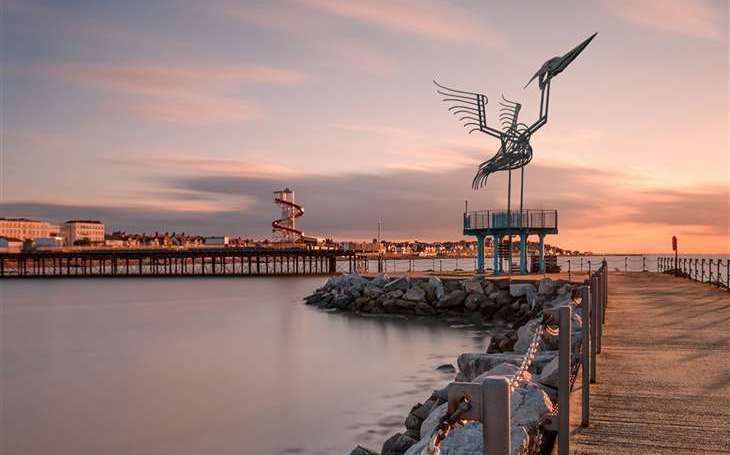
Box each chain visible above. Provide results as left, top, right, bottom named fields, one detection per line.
left=508, top=323, right=543, bottom=391
left=423, top=397, right=472, bottom=455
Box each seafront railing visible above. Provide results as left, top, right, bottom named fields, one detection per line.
left=437, top=262, right=608, bottom=454
left=464, top=209, right=558, bottom=231
left=657, top=256, right=729, bottom=291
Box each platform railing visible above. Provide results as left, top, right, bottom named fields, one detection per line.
left=442, top=262, right=608, bottom=454
left=464, top=209, right=558, bottom=231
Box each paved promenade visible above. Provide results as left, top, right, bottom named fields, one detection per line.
left=572, top=272, right=730, bottom=454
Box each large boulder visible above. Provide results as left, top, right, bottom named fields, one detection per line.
left=464, top=293, right=486, bottom=312
left=537, top=355, right=559, bottom=388
left=513, top=318, right=542, bottom=354
left=384, top=277, right=411, bottom=292
left=510, top=283, right=537, bottom=298
left=382, top=432, right=417, bottom=455
left=428, top=277, right=445, bottom=301
left=371, top=273, right=389, bottom=287
left=456, top=352, right=557, bottom=382
left=437, top=290, right=466, bottom=309
left=332, top=293, right=353, bottom=309
left=491, top=290, right=512, bottom=306
left=363, top=284, right=385, bottom=299
left=538, top=278, right=558, bottom=295
left=463, top=277, right=485, bottom=295
left=350, top=445, right=379, bottom=455
left=404, top=286, right=426, bottom=302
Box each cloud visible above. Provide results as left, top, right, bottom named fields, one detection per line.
left=295, top=0, right=505, bottom=48
left=46, top=63, right=306, bottom=124
left=602, top=0, right=725, bottom=40
left=4, top=162, right=728, bottom=252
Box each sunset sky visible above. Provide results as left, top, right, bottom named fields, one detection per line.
left=1, top=0, right=728, bottom=253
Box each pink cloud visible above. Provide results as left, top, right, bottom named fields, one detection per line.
left=296, top=0, right=505, bottom=48
left=602, top=0, right=725, bottom=40
left=125, top=95, right=258, bottom=125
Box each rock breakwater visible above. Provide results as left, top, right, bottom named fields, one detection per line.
left=303, top=274, right=584, bottom=454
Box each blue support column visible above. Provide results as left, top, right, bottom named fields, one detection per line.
left=519, top=231, right=528, bottom=274
left=493, top=234, right=501, bottom=274
left=539, top=233, right=546, bottom=273
left=476, top=234, right=485, bottom=274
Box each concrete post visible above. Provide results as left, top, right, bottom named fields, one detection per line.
left=581, top=286, right=590, bottom=427
left=590, top=276, right=598, bottom=383
left=519, top=231, right=528, bottom=274
left=476, top=234, right=485, bottom=274
left=483, top=376, right=511, bottom=455
left=559, top=305, right=572, bottom=455
left=596, top=274, right=603, bottom=354
left=538, top=233, right=546, bottom=273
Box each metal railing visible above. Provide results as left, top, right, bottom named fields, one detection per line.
left=464, top=209, right=558, bottom=230
left=657, top=257, right=729, bottom=291
left=441, top=262, right=608, bottom=454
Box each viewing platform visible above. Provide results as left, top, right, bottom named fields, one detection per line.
left=464, top=209, right=558, bottom=274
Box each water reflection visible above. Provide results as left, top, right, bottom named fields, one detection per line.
left=1, top=278, right=493, bottom=455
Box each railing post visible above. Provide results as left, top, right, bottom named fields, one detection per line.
left=596, top=272, right=603, bottom=353
left=590, top=275, right=598, bottom=383
left=581, top=286, right=590, bottom=427
left=483, top=376, right=511, bottom=455
left=558, top=305, right=572, bottom=455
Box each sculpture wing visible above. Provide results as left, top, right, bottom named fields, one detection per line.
left=434, top=81, right=500, bottom=138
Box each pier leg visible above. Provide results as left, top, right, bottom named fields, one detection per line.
left=476, top=234, right=485, bottom=274
left=493, top=234, right=500, bottom=274
left=519, top=232, right=527, bottom=274
left=538, top=233, right=546, bottom=273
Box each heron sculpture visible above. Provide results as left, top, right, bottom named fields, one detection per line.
left=435, top=33, right=597, bottom=215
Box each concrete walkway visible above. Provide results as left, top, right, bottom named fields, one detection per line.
left=572, top=272, right=730, bottom=454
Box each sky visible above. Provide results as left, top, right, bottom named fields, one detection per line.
left=1, top=0, right=728, bottom=253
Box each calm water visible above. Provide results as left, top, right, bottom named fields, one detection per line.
left=1, top=278, right=488, bottom=455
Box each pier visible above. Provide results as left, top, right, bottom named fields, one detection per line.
left=0, top=248, right=367, bottom=278
left=572, top=272, right=730, bottom=453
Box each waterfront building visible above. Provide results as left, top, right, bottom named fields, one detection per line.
left=61, top=220, right=105, bottom=246
left=0, top=236, right=23, bottom=251
left=34, top=237, right=64, bottom=248
left=0, top=218, right=60, bottom=240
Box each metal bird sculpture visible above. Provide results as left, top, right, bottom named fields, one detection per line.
left=435, top=33, right=597, bottom=198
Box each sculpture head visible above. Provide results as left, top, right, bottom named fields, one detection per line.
left=524, top=33, right=597, bottom=89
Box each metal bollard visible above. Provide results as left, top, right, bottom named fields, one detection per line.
left=581, top=286, right=590, bottom=427
left=558, top=305, right=572, bottom=455
left=590, top=276, right=598, bottom=383
left=484, top=377, right=511, bottom=455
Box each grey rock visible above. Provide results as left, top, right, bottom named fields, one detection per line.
left=463, top=277, right=485, bottom=295
left=404, top=412, right=422, bottom=432
left=538, top=278, right=558, bottom=295
left=464, top=293, right=486, bottom=311
left=363, top=284, right=385, bottom=298
left=537, top=355, right=559, bottom=388
left=406, top=422, right=528, bottom=455
left=419, top=402, right=447, bottom=439
left=333, top=294, right=353, bottom=309
left=456, top=352, right=557, bottom=382
left=493, top=289, right=512, bottom=306
left=510, top=283, right=537, bottom=298
left=381, top=432, right=417, bottom=455
left=482, top=280, right=497, bottom=295
left=350, top=445, right=379, bottom=455
left=411, top=401, right=434, bottom=421
left=472, top=362, right=531, bottom=384
left=511, top=382, right=553, bottom=427
left=353, top=296, right=370, bottom=311
left=428, top=277, right=445, bottom=300
left=404, top=286, right=426, bottom=302
left=383, top=277, right=410, bottom=292
left=371, top=273, right=389, bottom=287
left=437, top=290, right=466, bottom=308
left=435, top=363, right=456, bottom=373
left=513, top=318, right=542, bottom=354
left=396, top=299, right=417, bottom=309
left=386, top=289, right=405, bottom=300
left=414, top=301, right=436, bottom=315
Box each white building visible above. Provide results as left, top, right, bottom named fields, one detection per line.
left=0, top=218, right=60, bottom=240
left=204, top=236, right=229, bottom=246
left=61, top=220, right=105, bottom=246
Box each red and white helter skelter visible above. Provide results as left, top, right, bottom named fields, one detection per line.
left=272, top=188, right=304, bottom=242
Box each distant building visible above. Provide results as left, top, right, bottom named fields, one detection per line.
left=204, top=236, right=229, bottom=246
left=0, top=236, right=23, bottom=251
left=34, top=237, right=64, bottom=248
left=61, top=220, right=105, bottom=246
left=0, top=218, right=60, bottom=240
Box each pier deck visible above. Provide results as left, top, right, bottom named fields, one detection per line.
left=572, top=272, right=730, bottom=454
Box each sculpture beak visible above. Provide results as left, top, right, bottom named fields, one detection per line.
left=553, top=32, right=597, bottom=75
left=524, top=32, right=597, bottom=88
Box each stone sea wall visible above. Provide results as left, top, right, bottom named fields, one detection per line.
left=303, top=274, right=584, bottom=454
